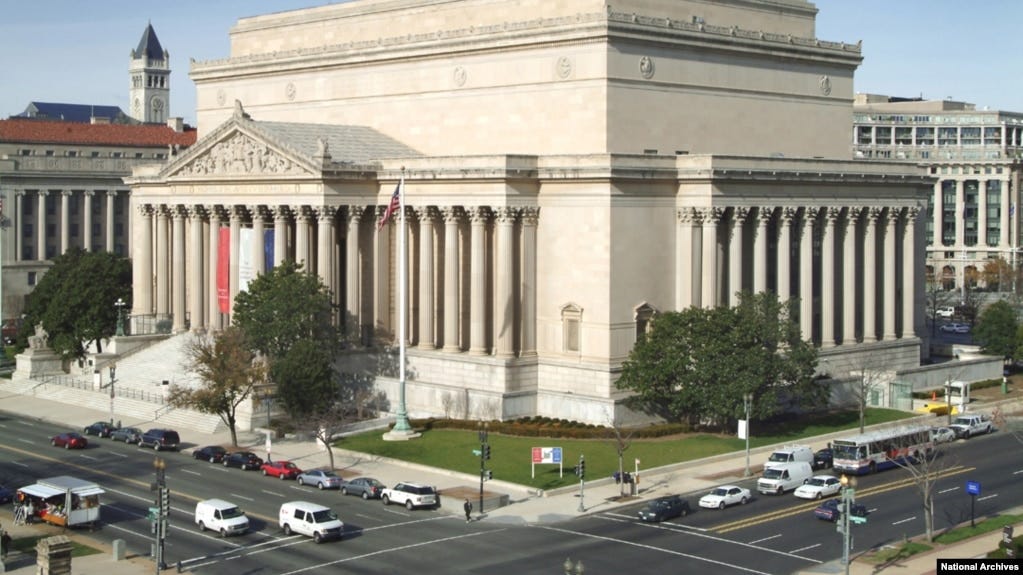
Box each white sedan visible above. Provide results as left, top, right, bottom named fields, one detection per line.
left=698, top=485, right=751, bottom=509
left=793, top=475, right=842, bottom=500
left=940, top=322, right=970, bottom=334
left=931, top=426, right=956, bottom=444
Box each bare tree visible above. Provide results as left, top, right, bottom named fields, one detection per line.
left=605, top=412, right=637, bottom=498
left=304, top=403, right=347, bottom=472
left=886, top=437, right=959, bottom=543
left=925, top=280, right=959, bottom=337
left=843, top=352, right=898, bottom=434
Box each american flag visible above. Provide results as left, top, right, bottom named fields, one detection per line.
left=377, top=178, right=402, bottom=230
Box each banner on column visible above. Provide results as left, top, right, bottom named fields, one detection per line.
left=218, top=227, right=230, bottom=313
left=239, top=228, right=254, bottom=293
left=264, top=229, right=275, bottom=271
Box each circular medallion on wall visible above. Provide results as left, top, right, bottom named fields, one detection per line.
left=217, top=89, right=226, bottom=106
left=819, top=75, right=832, bottom=96
left=286, top=82, right=297, bottom=101
left=453, top=66, right=467, bottom=87
left=555, top=56, right=573, bottom=80
left=639, top=56, right=655, bottom=79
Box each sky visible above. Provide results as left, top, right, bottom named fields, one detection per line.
left=2, top=1, right=1023, bottom=127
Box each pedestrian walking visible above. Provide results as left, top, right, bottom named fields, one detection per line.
left=1, top=528, right=11, bottom=560
left=463, top=498, right=473, bottom=523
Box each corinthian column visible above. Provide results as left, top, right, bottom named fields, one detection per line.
left=272, top=206, right=288, bottom=266
left=373, top=206, right=391, bottom=338
left=171, top=206, right=187, bottom=333
left=294, top=206, right=310, bottom=269
left=842, top=208, right=860, bottom=344
left=229, top=206, right=242, bottom=316
left=316, top=206, right=336, bottom=297
left=799, top=208, right=818, bottom=342
left=883, top=207, right=900, bottom=340
left=728, top=207, right=747, bottom=307
left=250, top=206, right=266, bottom=277
left=188, top=206, right=204, bottom=331
left=469, top=207, right=489, bottom=355
left=494, top=207, right=517, bottom=358
left=83, top=190, right=94, bottom=252
left=207, top=206, right=222, bottom=330
left=863, top=208, right=881, bottom=342
left=156, top=206, right=169, bottom=316
left=417, top=207, right=437, bottom=349
left=753, top=207, right=772, bottom=294
left=345, top=206, right=363, bottom=340
left=903, top=207, right=920, bottom=338
left=132, top=205, right=153, bottom=318
left=37, top=191, right=47, bottom=260
left=60, top=190, right=70, bottom=254
left=676, top=208, right=695, bottom=309
left=106, top=191, right=116, bottom=251
left=441, top=207, right=461, bottom=352
left=520, top=207, right=539, bottom=357
left=821, top=208, right=839, bottom=347
left=777, top=208, right=796, bottom=302
left=701, top=208, right=722, bottom=308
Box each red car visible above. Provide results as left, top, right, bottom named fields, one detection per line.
left=51, top=432, right=88, bottom=449
left=261, top=460, right=302, bottom=480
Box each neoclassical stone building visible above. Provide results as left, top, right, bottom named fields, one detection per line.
left=127, top=0, right=934, bottom=423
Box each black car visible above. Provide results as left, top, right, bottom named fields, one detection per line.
left=637, top=495, right=691, bottom=522
left=223, top=451, right=263, bottom=471
left=812, top=448, right=833, bottom=470
left=83, top=421, right=116, bottom=438
left=0, top=484, right=14, bottom=504
left=813, top=498, right=867, bottom=522
left=194, top=445, right=228, bottom=463
left=139, top=429, right=180, bottom=451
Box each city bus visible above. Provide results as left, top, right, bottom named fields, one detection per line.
left=831, top=425, right=933, bottom=475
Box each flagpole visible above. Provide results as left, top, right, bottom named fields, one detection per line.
left=384, top=168, right=418, bottom=440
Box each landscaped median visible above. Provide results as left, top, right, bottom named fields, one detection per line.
left=859, top=513, right=1022, bottom=568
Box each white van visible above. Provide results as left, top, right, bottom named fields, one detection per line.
left=195, top=499, right=249, bottom=536
left=763, top=445, right=814, bottom=471
left=279, top=501, right=344, bottom=543
left=756, top=461, right=813, bottom=495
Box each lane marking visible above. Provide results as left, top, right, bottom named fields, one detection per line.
left=230, top=493, right=254, bottom=502
left=938, top=487, right=957, bottom=494
left=604, top=512, right=709, bottom=532
left=260, top=489, right=286, bottom=498
left=1013, top=470, right=1023, bottom=475
left=789, top=543, right=821, bottom=554
left=977, top=494, right=998, bottom=502
left=749, top=534, right=781, bottom=545
left=181, top=469, right=201, bottom=476
left=892, top=516, right=916, bottom=526
left=79, top=455, right=98, bottom=461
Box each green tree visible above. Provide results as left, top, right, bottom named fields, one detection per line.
left=974, top=300, right=1018, bottom=361
left=20, top=248, right=131, bottom=359
left=168, top=327, right=266, bottom=447
left=272, top=339, right=345, bottom=469
left=231, top=261, right=339, bottom=360
left=616, top=292, right=821, bottom=427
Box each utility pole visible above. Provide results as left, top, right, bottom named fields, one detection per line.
left=151, top=457, right=168, bottom=573
left=477, top=421, right=489, bottom=515
left=839, top=474, right=859, bottom=575
left=576, top=454, right=586, bottom=512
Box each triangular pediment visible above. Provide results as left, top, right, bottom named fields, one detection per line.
left=162, top=124, right=315, bottom=179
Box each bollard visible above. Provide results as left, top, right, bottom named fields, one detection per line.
left=112, top=539, right=125, bottom=561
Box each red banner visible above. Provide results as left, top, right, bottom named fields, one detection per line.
left=218, top=227, right=230, bottom=313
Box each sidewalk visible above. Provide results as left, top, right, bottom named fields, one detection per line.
left=0, top=385, right=1016, bottom=575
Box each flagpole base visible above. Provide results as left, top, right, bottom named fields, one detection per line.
left=383, top=428, right=421, bottom=441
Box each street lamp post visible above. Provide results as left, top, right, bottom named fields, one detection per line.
left=839, top=474, right=858, bottom=575
left=743, top=393, right=753, bottom=478
left=108, top=364, right=116, bottom=426
left=477, top=421, right=489, bottom=516
left=152, top=457, right=168, bottom=573
left=115, top=298, right=127, bottom=337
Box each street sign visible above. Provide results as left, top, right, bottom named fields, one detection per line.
left=966, top=481, right=981, bottom=496
left=472, top=449, right=482, bottom=456
left=850, top=515, right=867, bottom=525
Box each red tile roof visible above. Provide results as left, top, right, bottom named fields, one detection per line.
left=0, top=118, right=197, bottom=147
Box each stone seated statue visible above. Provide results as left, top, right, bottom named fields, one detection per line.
left=27, top=324, right=49, bottom=350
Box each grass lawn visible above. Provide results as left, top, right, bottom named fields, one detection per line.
left=860, top=514, right=1023, bottom=564
left=337, top=408, right=916, bottom=490
left=9, top=535, right=101, bottom=558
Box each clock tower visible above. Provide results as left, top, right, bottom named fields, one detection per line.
left=129, top=22, right=170, bottom=123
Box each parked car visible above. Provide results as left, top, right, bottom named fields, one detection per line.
left=698, top=485, right=751, bottom=510
left=261, top=460, right=302, bottom=480
left=931, top=426, right=956, bottom=444
left=637, top=495, right=691, bottom=522
left=279, top=501, right=344, bottom=543
left=296, top=470, right=343, bottom=490
left=381, top=482, right=439, bottom=510
left=341, top=477, right=385, bottom=499
left=83, top=421, right=115, bottom=438
left=193, top=445, right=228, bottom=463
left=813, top=498, right=867, bottom=522
left=51, top=432, right=88, bottom=449
left=812, top=448, right=833, bottom=470
left=223, top=452, right=264, bottom=471
left=793, top=475, right=842, bottom=500
left=138, top=429, right=180, bottom=451
left=0, top=484, right=15, bottom=504
left=940, top=322, right=970, bottom=334
left=109, top=426, right=143, bottom=443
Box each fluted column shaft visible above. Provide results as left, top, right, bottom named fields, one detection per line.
left=417, top=207, right=437, bottom=349
left=754, top=207, right=771, bottom=294
left=978, top=180, right=988, bottom=247
left=373, top=206, right=391, bottom=338
left=132, top=205, right=153, bottom=317
left=799, top=208, right=817, bottom=342
left=728, top=208, right=746, bottom=307
left=345, top=207, right=363, bottom=340
left=294, top=207, right=310, bottom=268
left=469, top=207, right=488, bottom=355
left=676, top=208, right=695, bottom=309
left=106, top=191, right=116, bottom=251
left=156, top=206, right=169, bottom=315
left=842, top=209, right=860, bottom=344
left=36, top=191, right=47, bottom=260
left=317, top=207, right=335, bottom=295
left=188, top=206, right=204, bottom=331
left=494, top=207, right=516, bottom=358
left=821, top=208, right=839, bottom=347
left=778, top=208, right=795, bottom=303
left=229, top=206, right=241, bottom=316
left=207, top=207, right=222, bottom=330
left=251, top=206, right=266, bottom=278
left=14, top=191, right=24, bottom=260
left=272, top=207, right=288, bottom=266
left=883, top=208, right=899, bottom=340
left=520, top=207, right=539, bottom=356
left=903, top=208, right=920, bottom=338
left=172, top=207, right=187, bottom=332
left=701, top=208, right=721, bottom=308
left=441, top=207, right=461, bottom=352
left=60, top=191, right=70, bottom=253
left=863, top=208, right=881, bottom=342
left=82, top=191, right=93, bottom=252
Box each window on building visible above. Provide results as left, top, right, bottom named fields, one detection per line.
left=985, top=127, right=1001, bottom=145
left=895, top=127, right=913, bottom=145
left=45, top=194, right=56, bottom=215
left=635, top=304, right=656, bottom=343
left=44, top=150, right=55, bottom=157
left=941, top=180, right=956, bottom=245
left=23, top=223, right=33, bottom=237
left=70, top=223, right=79, bottom=238
left=66, top=150, right=78, bottom=157
left=112, top=152, right=123, bottom=158
left=963, top=181, right=979, bottom=246
left=69, top=194, right=80, bottom=216
left=938, top=127, right=958, bottom=146
left=875, top=126, right=892, bottom=144
left=19, top=149, right=32, bottom=156
left=961, top=127, right=981, bottom=146
left=917, top=127, right=934, bottom=145
left=28, top=272, right=37, bottom=286
left=561, top=304, right=583, bottom=353
left=987, top=181, right=1002, bottom=246
left=856, top=126, right=873, bottom=145
left=91, top=151, right=101, bottom=158
left=135, top=152, right=144, bottom=159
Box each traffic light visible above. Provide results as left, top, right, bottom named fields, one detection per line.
left=484, top=470, right=493, bottom=481
left=483, top=444, right=491, bottom=460
left=159, top=487, right=170, bottom=513
left=577, top=457, right=586, bottom=479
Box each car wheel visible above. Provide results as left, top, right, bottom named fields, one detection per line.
left=223, top=460, right=229, bottom=467
left=718, top=501, right=725, bottom=510
left=280, top=473, right=287, bottom=481
left=51, top=439, right=57, bottom=446
left=139, top=440, right=145, bottom=448
left=298, top=477, right=305, bottom=485
left=681, top=507, right=688, bottom=517
left=318, top=482, right=325, bottom=490
left=198, top=521, right=206, bottom=532
left=362, top=491, right=370, bottom=501
left=815, top=492, right=822, bottom=500
left=210, top=457, right=217, bottom=464
left=341, top=487, right=349, bottom=496
left=406, top=500, right=414, bottom=511
left=383, top=495, right=391, bottom=506
left=65, top=443, right=71, bottom=450
left=154, top=444, right=161, bottom=452
left=262, top=468, right=268, bottom=476
left=313, top=531, right=323, bottom=544
left=283, top=524, right=292, bottom=536
left=220, top=528, right=227, bottom=538
left=741, top=496, right=749, bottom=505
left=965, top=431, right=971, bottom=439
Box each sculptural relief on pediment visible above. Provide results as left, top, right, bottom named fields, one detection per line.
left=176, top=132, right=310, bottom=177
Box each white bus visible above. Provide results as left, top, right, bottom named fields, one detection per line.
left=831, top=425, right=934, bottom=475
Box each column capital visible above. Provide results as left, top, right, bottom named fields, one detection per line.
left=228, top=205, right=246, bottom=221
left=732, top=206, right=749, bottom=222
left=414, top=206, right=438, bottom=222
left=781, top=206, right=798, bottom=223
left=61, top=190, right=73, bottom=198
left=677, top=207, right=696, bottom=224
left=246, top=205, right=266, bottom=220
left=698, top=206, right=723, bottom=224
left=37, top=190, right=49, bottom=198
left=494, top=206, right=518, bottom=224
left=83, top=189, right=95, bottom=198
left=887, top=206, right=904, bottom=225
left=171, top=205, right=187, bottom=220
left=521, top=206, right=540, bottom=225
left=825, top=207, right=841, bottom=222
left=906, top=206, right=921, bottom=220
left=269, top=205, right=290, bottom=219
left=440, top=206, right=463, bottom=224
left=15, top=189, right=26, bottom=198
left=137, top=203, right=154, bottom=217
left=347, top=205, right=366, bottom=223
left=867, top=206, right=884, bottom=223
left=291, top=205, right=310, bottom=221
left=803, top=207, right=820, bottom=226
left=184, top=205, right=204, bottom=219
left=468, top=206, right=490, bottom=224
left=757, top=206, right=775, bottom=224
left=316, top=206, right=337, bottom=222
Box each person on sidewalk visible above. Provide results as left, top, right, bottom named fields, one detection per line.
left=463, top=499, right=473, bottom=523
left=1, top=527, right=11, bottom=560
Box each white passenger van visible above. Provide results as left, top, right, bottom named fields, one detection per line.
left=195, top=499, right=249, bottom=536
left=763, top=445, right=814, bottom=471
left=279, top=501, right=344, bottom=543
left=756, top=461, right=813, bottom=495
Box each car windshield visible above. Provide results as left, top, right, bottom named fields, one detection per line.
left=709, top=488, right=728, bottom=497
left=806, top=478, right=828, bottom=487
left=767, top=453, right=789, bottom=462
left=221, top=506, right=244, bottom=519
left=367, top=479, right=384, bottom=487
left=762, top=469, right=783, bottom=479
left=311, top=509, right=338, bottom=523
left=284, top=463, right=298, bottom=469
left=322, top=471, right=338, bottom=478
left=409, top=486, right=435, bottom=495
left=646, top=501, right=669, bottom=510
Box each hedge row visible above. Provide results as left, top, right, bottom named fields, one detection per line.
left=399, top=417, right=691, bottom=439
